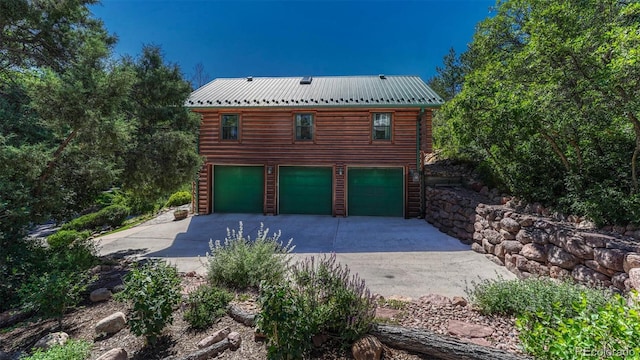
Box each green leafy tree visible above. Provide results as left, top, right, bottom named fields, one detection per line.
left=438, top=0, right=640, bottom=225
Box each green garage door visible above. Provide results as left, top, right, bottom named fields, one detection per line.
left=214, top=166, right=264, bottom=213
left=279, top=166, right=332, bottom=215
left=348, top=167, right=403, bottom=217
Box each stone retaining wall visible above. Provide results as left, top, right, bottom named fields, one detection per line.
left=425, top=186, right=640, bottom=292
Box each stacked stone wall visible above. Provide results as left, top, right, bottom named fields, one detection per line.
left=425, top=186, right=640, bottom=292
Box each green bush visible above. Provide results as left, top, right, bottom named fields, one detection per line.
left=20, top=339, right=92, bottom=360
left=258, top=254, right=377, bottom=359
left=466, top=276, right=610, bottom=318
left=46, top=230, right=90, bottom=249
left=165, top=191, right=192, bottom=207
left=517, top=293, right=640, bottom=359
left=61, top=204, right=130, bottom=231
left=19, top=269, right=92, bottom=329
left=115, top=260, right=182, bottom=346
left=183, top=284, right=233, bottom=330
left=206, top=222, right=294, bottom=290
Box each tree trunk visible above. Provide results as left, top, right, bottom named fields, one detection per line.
left=371, top=324, right=531, bottom=360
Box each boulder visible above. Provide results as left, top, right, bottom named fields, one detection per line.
left=352, top=335, right=383, bottom=360
left=451, top=297, right=468, bottom=307
left=499, top=218, right=520, bottom=234
left=565, top=237, right=593, bottom=260
left=624, top=253, right=640, bottom=273
left=547, top=245, right=580, bottom=269
left=96, top=348, right=127, bottom=360
left=549, top=266, right=571, bottom=280
left=33, top=332, right=68, bottom=351
left=197, top=327, right=231, bottom=349
left=581, top=233, right=610, bottom=248
left=493, top=243, right=505, bottom=258
left=471, top=242, right=486, bottom=254
left=584, top=260, right=617, bottom=277
left=594, top=248, right=625, bottom=272
left=447, top=320, right=494, bottom=338
left=485, top=254, right=504, bottom=267
left=227, top=331, right=241, bottom=350
left=90, top=288, right=112, bottom=303
left=515, top=229, right=532, bottom=245
left=612, top=272, right=629, bottom=291
left=482, top=238, right=495, bottom=254
left=629, top=268, right=640, bottom=291
left=482, top=229, right=501, bottom=245
left=95, top=312, right=126, bottom=335
left=520, top=243, right=547, bottom=262
left=572, top=265, right=612, bottom=287
left=501, top=240, right=523, bottom=254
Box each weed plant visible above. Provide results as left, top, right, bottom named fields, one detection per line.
left=206, top=222, right=294, bottom=290
left=19, top=339, right=92, bottom=360
left=183, top=284, right=233, bottom=330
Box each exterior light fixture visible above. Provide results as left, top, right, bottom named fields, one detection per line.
left=338, top=167, right=343, bottom=176
left=267, top=166, right=273, bottom=175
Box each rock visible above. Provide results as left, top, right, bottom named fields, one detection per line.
left=515, top=229, right=532, bottom=244
left=96, top=348, right=128, bottom=360
left=95, top=312, right=126, bottom=335
left=467, top=337, right=492, bottom=347
left=577, top=220, right=597, bottom=230
left=581, top=233, right=610, bottom=248
left=594, top=248, right=625, bottom=272
left=565, top=237, right=593, bottom=260
left=584, top=260, right=617, bottom=277
left=112, top=284, right=125, bottom=293
left=531, top=229, right=549, bottom=245
left=471, top=242, right=486, bottom=254
left=499, top=229, right=515, bottom=240
left=572, top=265, right=612, bottom=287
left=494, top=243, right=505, bottom=258
left=629, top=268, right=640, bottom=291
left=447, top=320, right=494, bottom=338
left=352, top=335, right=383, bottom=360
left=184, top=339, right=229, bottom=360
left=90, top=288, right=112, bottom=303
left=520, top=243, right=547, bottom=262
left=547, top=245, right=580, bottom=269
left=612, top=272, right=629, bottom=291
left=482, top=229, right=501, bottom=245
left=624, top=253, right=640, bottom=272
left=499, top=218, right=520, bottom=234
left=516, top=257, right=549, bottom=276
left=33, top=332, right=68, bottom=351
left=197, top=327, right=231, bottom=348
left=452, top=296, right=468, bottom=307
left=227, top=332, right=241, bottom=350
left=549, top=265, right=571, bottom=280
left=501, top=240, right=523, bottom=254
left=419, top=294, right=451, bottom=306
left=485, top=254, right=504, bottom=266
left=482, top=238, right=495, bottom=254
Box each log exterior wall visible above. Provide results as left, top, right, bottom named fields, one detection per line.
left=194, top=107, right=434, bottom=217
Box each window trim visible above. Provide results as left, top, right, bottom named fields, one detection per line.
left=293, top=113, right=316, bottom=143
left=220, top=113, right=240, bottom=142
left=371, top=112, right=393, bottom=142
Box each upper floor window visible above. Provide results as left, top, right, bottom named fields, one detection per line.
left=221, top=114, right=239, bottom=140
left=295, top=113, right=314, bottom=140
left=372, top=113, right=392, bottom=140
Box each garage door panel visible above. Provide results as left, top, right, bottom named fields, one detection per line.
left=279, top=166, right=332, bottom=215
left=348, top=168, right=403, bottom=217
left=214, top=166, right=264, bottom=213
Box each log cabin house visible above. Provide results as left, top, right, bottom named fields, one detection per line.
left=186, top=75, right=443, bottom=218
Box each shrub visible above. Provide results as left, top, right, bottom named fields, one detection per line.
left=466, top=276, right=610, bottom=317
left=61, top=204, right=130, bottom=231
left=20, top=339, right=92, bottom=360
left=19, top=269, right=92, bottom=329
left=206, top=222, right=294, bottom=290
left=183, top=284, right=233, bottom=330
left=165, top=191, right=192, bottom=207
left=46, top=230, right=90, bottom=249
left=258, top=254, right=376, bottom=359
left=115, top=260, right=182, bottom=346
left=517, top=293, right=640, bottom=359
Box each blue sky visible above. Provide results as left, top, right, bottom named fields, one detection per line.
left=91, top=1, right=495, bottom=83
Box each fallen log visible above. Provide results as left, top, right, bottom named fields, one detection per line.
left=370, top=324, right=530, bottom=360
left=228, top=304, right=256, bottom=327
left=0, top=309, right=32, bottom=329
left=181, top=338, right=230, bottom=360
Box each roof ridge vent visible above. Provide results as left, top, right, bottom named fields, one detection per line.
left=247, top=76, right=253, bottom=81
left=300, top=76, right=312, bottom=85
left=379, top=74, right=386, bottom=79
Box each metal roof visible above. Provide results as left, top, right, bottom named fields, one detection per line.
left=186, top=75, right=444, bottom=108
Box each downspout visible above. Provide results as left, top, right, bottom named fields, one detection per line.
left=417, top=108, right=425, bottom=218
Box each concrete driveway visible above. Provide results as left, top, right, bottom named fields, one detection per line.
left=97, top=213, right=515, bottom=298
